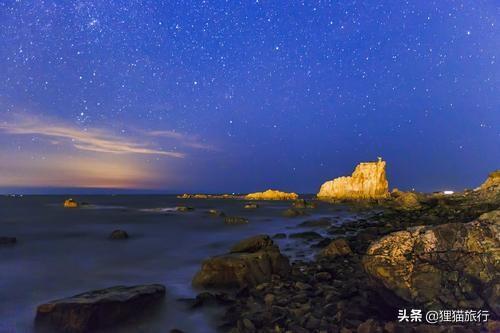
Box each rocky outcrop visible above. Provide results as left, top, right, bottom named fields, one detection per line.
left=319, top=238, right=352, bottom=258
left=245, top=189, right=299, bottom=201
left=177, top=193, right=241, bottom=199
left=292, top=199, right=317, bottom=209
left=282, top=208, right=308, bottom=217
left=109, top=230, right=129, bottom=240
left=192, top=235, right=290, bottom=288
left=176, top=206, right=194, bottom=212
left=317, top=158, right=389, bottom=200
left=63, top=199, right=79, bottom=208
left=480, top=170, right=500, bottom=190
left=362, top=210, right=500, bottom=315
left=390, top=189, right=422, bottom=210
left=35, top=284, right=166, bottom=333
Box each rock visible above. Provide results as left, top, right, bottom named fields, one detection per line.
left=362, top=210, right=500, bottom=315
left=245, top=189, right=299, bottom=201
left=282, top=208, right=307, bottom=217
left=357, top=319, right=382, bottom=333
left=230, top=235, right=274, bottom=253
left=109, top=229, right=129, bottom=240
left=176, top=206, right=194, bottom=212
left=319, top=238, right=353, bottom=257
left=0, top=236, right=17, bottom=245
left=224, top=216, right=249, bottom=225
left=192, top=235, right=290, bottom=288
left=317, top=158, right=389, bottom=200
left=391, top=189, right=422, bottom=210
left=480, top=170, right=500, bottom=190
left=35, top=284, right=166, bottom=333
left=289, top=231, right=322, bottom=240
left=63, top=198, right=79, bottom=208
left=244, top=203, right=259, bottom=209
left=298, top=218, right=331, bottom=227
left=292, top=199, right=317, bottom=209
left=272, top=233, right=287, bottom=239
left=207, top=209, right=225, bottom=217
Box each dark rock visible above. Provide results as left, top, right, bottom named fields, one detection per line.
left=230, top=235, right=274, bottom=253
left=224, top=216, right=249, bottom=225
left=109, top=229, right=129, bottom=240
left=282, top=208, right=308, bottom=218
left=298, top=218, right=331, bottom=227
left=292, top=199, right=317, bottom=209
left=289, top=231, right=322, bottom=240
left=0, top=236, right=17, bottom=245
left=192, top=235, right=290, bottom=288
left=319, top=238, right=352, bottom=257
left=35, top=284, right=166, bottom=333
left=272, top=233, right=287, bottom=239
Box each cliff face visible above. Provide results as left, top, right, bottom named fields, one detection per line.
left=317, top=159, right=389, bottom=200
left=245, top=189, right=299, bottom=201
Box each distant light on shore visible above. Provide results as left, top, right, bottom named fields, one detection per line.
left=443, top=190, right=454, bottom=195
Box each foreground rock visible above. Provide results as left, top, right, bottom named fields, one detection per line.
left=63, top=198, right=79, bottom=208
left=176, top=206, right=194, bottom=212
left=363, top=210, right=500, bottom=316
left=192, top=235, right=290, bottom=288
left=292, top=199, right=317, bottom=209
left=245, top=189, right=299, bottom=201
left=317, top=158, right=389, bottom=200
left=109, top=229, right=129, bottom=240
left=319, top=238, right=352, bottom=258
left=282, top=208, right=308, bottom=217
left=35, top=284, right=166, bottom=333
left=0, top=236, right=17, bottom=245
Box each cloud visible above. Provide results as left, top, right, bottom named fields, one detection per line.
left=0, top=114, right=185, bottom=158
left=148, top=130, right=216, bottom=150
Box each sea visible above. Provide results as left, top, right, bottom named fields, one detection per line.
left=0, top=195, right=363, bottom=333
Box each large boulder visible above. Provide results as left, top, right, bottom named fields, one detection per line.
left=362, top=210, right=500, bottom=315
left=35, top=284, right=166, bottom=333
left=317, top=158, right=389, bottom=200
left=192, top=235, right=290, bottom=288
left=245, top=189, right=299, bottom=201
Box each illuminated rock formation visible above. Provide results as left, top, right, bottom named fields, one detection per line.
left=480, top=170, right=500, bottom=190
left=317, top=158, right=389, bottom=200
left=245, top=189, right=299, bottom=201
left=63, top=198, right=79, bottom=208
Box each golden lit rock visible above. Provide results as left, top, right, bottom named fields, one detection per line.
left=245, top=189, right=299, bottom=201
left=63, top=198, right=79, bottom=208
left=317, top=158, right=389, bottom=200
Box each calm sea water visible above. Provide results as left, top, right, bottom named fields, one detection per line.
left=0, top=195, right=359, bottom=333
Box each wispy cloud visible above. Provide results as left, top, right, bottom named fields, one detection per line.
left=0, top=114, right=185, bottom=158
left=148, top=130, right=216, bottom=150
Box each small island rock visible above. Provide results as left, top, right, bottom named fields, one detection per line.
left=245, top=189, right=299, bottom=201
left=63, top=198, right=79, bottom=208
left=109, top=230, right=129, bottom=240
left=224, top=216, right=249, bottom=225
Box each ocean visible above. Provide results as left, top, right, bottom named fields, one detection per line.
left=0, top=195, right=359, bottom=332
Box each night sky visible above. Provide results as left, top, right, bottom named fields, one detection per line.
left=0, top=1, right=498, bottom=194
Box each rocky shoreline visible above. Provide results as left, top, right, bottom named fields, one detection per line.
left=14, top=165, right=499, bottom=332
left=187, top=171, right=499, bottom=333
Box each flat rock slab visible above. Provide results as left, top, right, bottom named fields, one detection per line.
left=35, top=284, right=166, bottom=333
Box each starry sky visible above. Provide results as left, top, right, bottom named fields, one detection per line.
left=0, top=1, right=498, bottom=194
